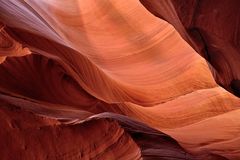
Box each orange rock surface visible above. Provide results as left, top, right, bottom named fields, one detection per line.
left=0, top=0, right=239, bottom=159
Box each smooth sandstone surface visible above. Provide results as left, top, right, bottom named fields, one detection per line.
left=140, top=0, right=240, bottom=92
left=0, top=0, right=239, bottom=159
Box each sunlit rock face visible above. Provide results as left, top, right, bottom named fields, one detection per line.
left=0, top=0, right=239, bottom=159
left=140, top=0, right=240, bottom=94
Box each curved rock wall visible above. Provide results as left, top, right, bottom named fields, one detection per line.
left=0, top=0, right=240, bottom=159
left=140, top=0, right=240, bottom=92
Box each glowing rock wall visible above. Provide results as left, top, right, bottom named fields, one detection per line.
left=0, top=0, right=240, bottom=159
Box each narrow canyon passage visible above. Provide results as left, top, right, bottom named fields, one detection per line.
left=0, top=0, right=240, bottom=159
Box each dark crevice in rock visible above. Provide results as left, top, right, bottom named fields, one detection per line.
left=230, top=79, right=240, bottom=97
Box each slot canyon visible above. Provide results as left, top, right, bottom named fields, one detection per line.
left=0, top=0, right=240, bottom=159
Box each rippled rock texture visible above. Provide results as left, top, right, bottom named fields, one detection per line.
left=0, top=0, right=239, bottom=159
left=140, top=0, right=240, bottom=94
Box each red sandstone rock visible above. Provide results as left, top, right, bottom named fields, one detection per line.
left=140, top=0, right=240, bottom=92
left=0, top=0, right=239, bottom=159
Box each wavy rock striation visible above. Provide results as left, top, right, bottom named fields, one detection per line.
left=140, top=0, right=240, bottom=94
left=0, top=0, right=240, bottom=159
